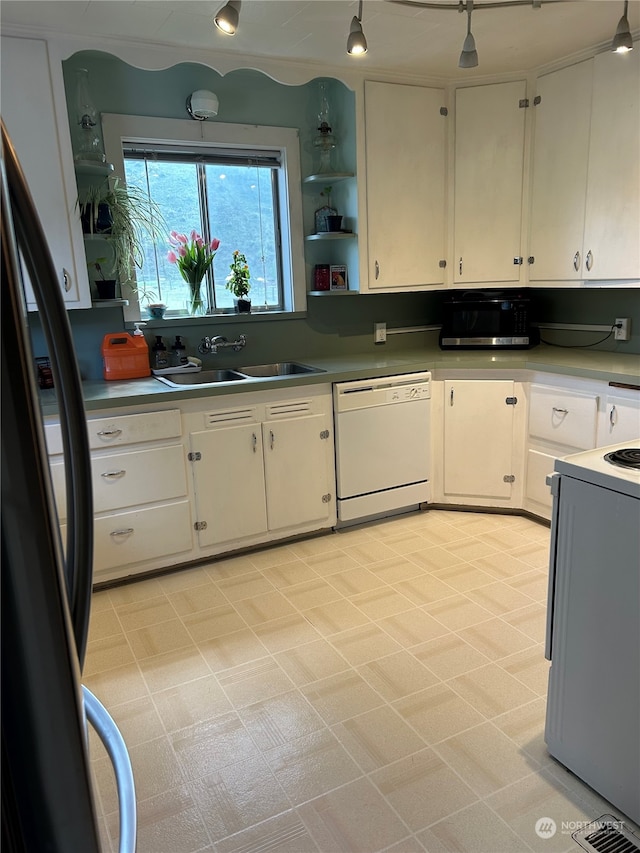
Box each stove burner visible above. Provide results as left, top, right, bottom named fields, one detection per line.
left=604, top=448, right=640, bottom=470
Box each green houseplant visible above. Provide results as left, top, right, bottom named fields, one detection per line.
left=78, top=177, right=165, bottom=299
left=225, top=250, right=251, bottom=313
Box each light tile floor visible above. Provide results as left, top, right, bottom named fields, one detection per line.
left=84, top=510, right=638, bottom=853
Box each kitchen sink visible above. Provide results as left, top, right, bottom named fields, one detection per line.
left=155, top=369, right=247, bottom=388
left=237, top=362, right=324, bottom=378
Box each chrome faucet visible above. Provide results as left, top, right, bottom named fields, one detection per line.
left=198, top=334, right=246, bottom=354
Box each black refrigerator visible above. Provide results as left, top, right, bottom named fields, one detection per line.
left=1, top=120, right=136, bottom=852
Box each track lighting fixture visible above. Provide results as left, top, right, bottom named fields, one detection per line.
left=458, top=0, right=478, bottom=69
left=347, top=0, right=368, bottom=56
left=214, top=0, right=241, bottom=35
left=611, top=0, right=633, bottom=53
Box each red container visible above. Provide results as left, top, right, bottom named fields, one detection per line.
left=314, top=264, right=330, bottom=291
left=101, top=333, right=150, bottom=381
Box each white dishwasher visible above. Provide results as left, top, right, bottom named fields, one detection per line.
left=334, top=372, right=431, bottom=523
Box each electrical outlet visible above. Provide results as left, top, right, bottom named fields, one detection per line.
left=614, top=318, right=631, bottom=341
left=374, top=322, right=387, bottom=344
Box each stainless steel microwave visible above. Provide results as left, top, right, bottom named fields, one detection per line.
left=439, top=290, right=538, bottom=350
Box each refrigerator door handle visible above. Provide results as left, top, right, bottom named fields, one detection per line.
left=544, top=472, right=561, bottom=661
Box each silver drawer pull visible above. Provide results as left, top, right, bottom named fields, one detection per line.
left=62, top=268, right=72, bottom=292
left=610, top=404, right=617, bottom=426
left=585, top=249, right=593, bottom=271
left=97, top=428, right=122, bottom=438
left=573, top=251, right=580, bottom=272
left=101, top=470, right=126, bottom=479
left=110, top=528, right=134, bottom=537
left=552, top=407, right=569, bottom=414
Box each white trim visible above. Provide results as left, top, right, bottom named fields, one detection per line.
left=101, top=114, right=306, bottom=321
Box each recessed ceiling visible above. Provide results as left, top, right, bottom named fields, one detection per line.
left=1, top=0, right=638, bottom=79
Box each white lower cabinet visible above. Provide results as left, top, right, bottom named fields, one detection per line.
left=598, top=391, right=640, bottom=446
left=436, top=378, right=525, bottom=507
left=524, top=380, right=599, bottom=519
left=186, top=387, right=336, bottom=553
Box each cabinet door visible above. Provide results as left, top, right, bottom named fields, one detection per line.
left=364, top=81, right=446, bottom=290
left=583, top=50, right=640, bottom=281
left=454, top=81, right=526, bottom=284
left=263, top=415, right=333, bottom=530
left=599, top=395, right=640, bottom=446
left=528, top=60, right=593, bottom=282
left=443, top=380, right=515, bottom=499
left=190, top=425, right=268, bottom=547
left=0, top=36, right=90, bottom=308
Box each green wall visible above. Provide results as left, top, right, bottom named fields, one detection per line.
left=27, top=52, right=639, bottom=378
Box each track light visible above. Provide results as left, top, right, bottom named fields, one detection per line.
left=611, top=0, right=633, bottom=53
left=214, top=0, right=241, bottom=35
left=347, top=0, right=368, bottom=56
left=459, top=0, right=478, bottom=69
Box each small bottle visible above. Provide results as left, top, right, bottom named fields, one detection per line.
left=171, top=335, right=188, bottom=367
left=151, top=335, right=169, bottom=370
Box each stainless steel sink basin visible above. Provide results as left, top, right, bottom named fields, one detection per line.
left=155, top=369, right=247, bottom=388
left=237, top=362, right=324, bottom=378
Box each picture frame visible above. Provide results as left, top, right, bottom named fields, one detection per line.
left=330, top=264, right=348, bottom=290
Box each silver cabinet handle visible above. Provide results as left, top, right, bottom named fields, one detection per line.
left=610, top=405, right=617, bottom=427
left=62, top=268, right=72, bottom=292
left=269, top=429, right=275, bottom=450
left=585, top=250, right=593, bottom=271
left=252, top=432, right=257, bottom=453
left=459, top=257, right=463, bottom=276
left=97, top=428, right=122, bottom=438
left=110, top=528, right=134, bottom=537
left=573, top=251, right=580, bottom=272
left=101, top=470, right=126, bottom=479
left=552, top=407, right=568, bottom=414
left=450, top=388, right=454, bottom=406
left=374, top=260, right=380, bottom=280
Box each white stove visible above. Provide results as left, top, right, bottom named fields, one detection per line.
left=554, top=441, right=640, bottom=499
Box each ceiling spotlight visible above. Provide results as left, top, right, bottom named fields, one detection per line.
left=214, top=0, right=241, bottom=35
left=186, top=90, right=219, bottom=121
left=459, top=0, right=478, bottom=68
left=611, top=0, right=633, bottom=53
left=347, top=0, right=368, bottom=56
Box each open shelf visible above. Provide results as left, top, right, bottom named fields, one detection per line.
left=308, top=290, right=358, bottom=296
left=303, top=172, right=354, bottom=184
left=305, top=232, right=356, bottom=242
left=74, top=160, right=114, bottom=177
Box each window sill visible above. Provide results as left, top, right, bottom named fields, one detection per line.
left=129, top=309, right=307, bottom=330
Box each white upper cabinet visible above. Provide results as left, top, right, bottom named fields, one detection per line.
left=453, top=81, right=527, bottom=286
left=363, top=81, right=446, bottom=291
left=528, top=60, right=593, bottom=283
left=1, top=36, right=90, bottom=309
left=583, top=50, right=640, bottom=282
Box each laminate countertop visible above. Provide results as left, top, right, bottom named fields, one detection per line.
left=40, top=344, right=640, bottom=415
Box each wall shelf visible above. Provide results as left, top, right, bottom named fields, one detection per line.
left=308, top=290, right=358, bottom=296
left=303, top=172, right=354, bottom=184
left=92, top=298, right=129, bottom=307
left=75, top=160, right=114, bottom=177
left=305, top=232, right=356, bottom=242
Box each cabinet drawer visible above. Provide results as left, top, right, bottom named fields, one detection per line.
left=599, top=395, right=640, bottom=446
left=45, top=409, right=182, bottom=455
left=92, top=445, right=187, bottom=513
left=50, top=445, right=187, bottom=520
left=526, top=449, right=556, bottom=509
left=529, top=386, right=598, bottom=449
left=93, top=500, right=192, bottom=575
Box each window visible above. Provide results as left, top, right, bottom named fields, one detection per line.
left=101, top=115, right=306, bottom=320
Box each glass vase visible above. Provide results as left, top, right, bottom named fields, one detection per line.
left=186, top=281, right=206, bottom=316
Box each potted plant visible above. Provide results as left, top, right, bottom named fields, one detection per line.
left=89, top=258, right=117, bottom=300
left=78, top=177, right=166, bottom=298
left=225, top=250, right=251, bottom=313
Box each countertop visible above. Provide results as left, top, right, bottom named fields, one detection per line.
left=40, top=344, right=640, bottom=415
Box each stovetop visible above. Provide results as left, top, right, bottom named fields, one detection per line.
left=555, top=442, right=640, bottom=499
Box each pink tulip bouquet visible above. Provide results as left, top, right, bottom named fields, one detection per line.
left=167, top=230, right=220, bottom=314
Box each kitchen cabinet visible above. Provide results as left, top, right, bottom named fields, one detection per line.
left=529, top=51, right=640, bottom=283
left=453, top=81, right=527, bottom=286
left=582, top=49, right=640, bottom=281
left=528, top=60, right=593, bottom=283
left=524, top=381, right=599, bottom=519
left=46, top=408, right=193, bottom=582
left=441, top=379, right=522, bottom=505
left=598, top=390, right=640, bottom=446
left=0, top=35, right=91, bottom=309
left=186, top=387, right=336, bottom=550
left=362, top=81, right=446, bottom=291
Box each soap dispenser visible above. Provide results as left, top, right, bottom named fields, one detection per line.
left=171, top=335, right=188, bottom=367
left=151, top=335, right=169, bottom=370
